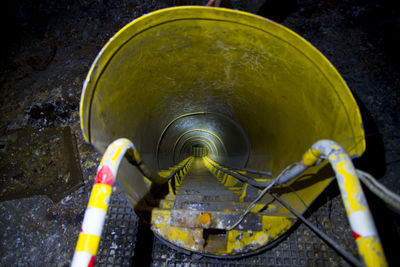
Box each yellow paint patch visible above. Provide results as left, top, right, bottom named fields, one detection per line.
left=262, top=216, right=292, bottom=237
left=133, top=149, right=141, bottom=162
left=165, top=194, right=176, bottom=200
left=100, top=153, right=117, bottom=167
left=228, top=187, right=242, bottom=191
left=336, top=160, right=367, bottom=214
left=151, top=209, right=171, bottom=224
left=159, top=200, right=174, bottom=209
left=75, top=233, right=101, bottom=255
left=356, top=236, right=388, bottom=267
left=251, top=204, right=265, bottom=212
left=151, top=209, right=204, bottom=251
left=143, top=176, right=152, bottom=188
left=111, top=146, right=122, bottom=161
left=196, top=213, right=212, bottom=226
left=224, top=216, right=294, bottom=253
left=302, top=148, right=321, bottom=166
left=239, top=183, right=248, bottom=202
left=168, top=180, right=175, bottom=196
left=78, top=6, right=367, bottom=256
left=88, top=184, right=112, bottom=212
left=227, top=230, right=270, bottom=253
left=158, top=170, right=170, bottom=178
left=254, top=178, right=271, bottom=182
left=330, top=144, right=341, bottom=150
left=224, top=176, right=239, bottom=187
left=221, top=174, right=229, bottom=184
left=82, top=131, right=88, bottom=142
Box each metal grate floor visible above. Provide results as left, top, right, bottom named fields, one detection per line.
left=96, top=184, right=358, bottom=266
left=96, top=187, right=139, bottom=267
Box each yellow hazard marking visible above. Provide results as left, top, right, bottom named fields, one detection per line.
left=302, top=148, right=321, bottom=166
left=239, top=183, right=248, bottom=202
left=227, top=230, right=270, bottom=253
left=111, top=146, right=122, bottom=161
left=196, top=213, right=212, bottom=226
left=88, top=184, right=112, bottom=212
left=356, top=236, right=388, bottom=267
left=75, top=233, right=101, bottom=255
left=151, top=210, right=204, bottom=251
left=336, top=159, right=367, bottom=214
left=262, top=216, right=292, bottom=237
left=168, top=180, right=175, bottom=196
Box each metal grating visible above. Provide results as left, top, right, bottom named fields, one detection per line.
left=96, top=185, right=139, bottom=267
left=97, top=184, right=358, bottom=266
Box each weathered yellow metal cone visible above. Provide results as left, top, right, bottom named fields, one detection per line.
left=80, top=6, right=365, bottom=257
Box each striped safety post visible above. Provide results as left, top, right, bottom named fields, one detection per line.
left=302, top=140, right=388, bottom=267
left=71, top=138, right=135, bottom=267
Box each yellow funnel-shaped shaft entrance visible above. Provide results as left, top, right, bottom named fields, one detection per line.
left=80, top=6, right=365, bottom=256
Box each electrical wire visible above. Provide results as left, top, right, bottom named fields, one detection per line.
left=204, top=157, right=271, bottom=187
left=226, top=179, right=277, bottom=230
left=226, top=163, right=299, bottom=230
left=287, top=184, right=321, bottom=228
left=271, top=193, right=362, bottom=267
left=356, top=169, right=400, bottom=212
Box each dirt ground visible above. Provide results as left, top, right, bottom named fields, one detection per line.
left=0, top=0, right=399, bottom=266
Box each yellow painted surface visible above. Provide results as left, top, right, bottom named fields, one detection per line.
left=100, top=140, right=130, bottom=167
left=224, top=175, right=239, bottom=187
left=254, top=178, right=271, bottom=182
left=276, top=161, right=333, bottom=214
left=88, top=184, right=112, bottom=212
left=159, top=200, right=174, bottom=209
left=225, top=215, right=292, bottom=253
left=196, top=213, right=212, bottom=226
left=251, top=204, right=266, bottom=212
left=111, top=146, right=122, bottom=161
left=165, top=194, right=175, bottom=201
left=356, top=237, right=388, bottom=267
left=227, top=230, right=270, bottom=253
left=228, top=187, right=242, bottom=191
left=80, top=6, right=365, bottom=169
left=80, top=6, right=366, bottom=256
left=151, top=209, right=204, bottom=251
left=75, top=233, right=101, bottom=255
left=302, top=148, right=321, bottom=167
left=239, top=183, right=248, bottom=202
left=151, top=209, right=171, bottom=225
left=133, top=149, right=141, bottom=162
left=155, top=225, right=204, bottom=251
left=100, top=153, right=117, bottom=168
left=158, top=157, right=192, bottom=196
left=336, top=159, right=367, bottom=214
left=261, top=216, right=292, bottom=237
left=158, top=170, right=170, bottom=178
left=221, top=173, right=228, bottom=184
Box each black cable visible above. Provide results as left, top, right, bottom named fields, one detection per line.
left=227, top=166, right=272, bottom=177
left=287, top=184, right=321, bottom=228
left=204, top=157, right=271, bottom=188
left=271, top=193, right=362, bottom=267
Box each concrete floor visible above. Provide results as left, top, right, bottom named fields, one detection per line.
left=0, top=0, right=399, bottom=266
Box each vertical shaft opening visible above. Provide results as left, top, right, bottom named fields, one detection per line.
left=80, top=6, right=365, bottom=257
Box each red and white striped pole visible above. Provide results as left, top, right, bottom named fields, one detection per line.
left=71, top=138, right=134, bottom=267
